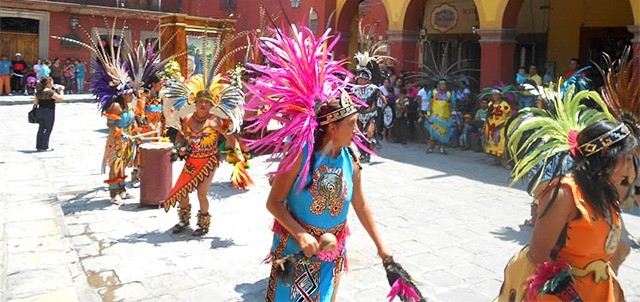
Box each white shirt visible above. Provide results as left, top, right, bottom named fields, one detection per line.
left=377, top=85, right=389, bottom=108
left=418, top=88, right=429, bottom=111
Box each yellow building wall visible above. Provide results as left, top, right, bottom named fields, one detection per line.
left=547, top=0, right=633, bottom=70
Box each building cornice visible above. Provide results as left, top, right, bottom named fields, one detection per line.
left=0, top=0, right=166, bottom=20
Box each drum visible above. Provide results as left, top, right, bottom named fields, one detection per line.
left=383, top=104, right=394, bottom=129
left=139, top=142, right=173, bottom=207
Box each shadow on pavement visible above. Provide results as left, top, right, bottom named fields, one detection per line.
left=490, top=225, right=532, bottom=245
left=93, top=128, right=109, bottom=134
left=61, top=186, right=112, bottom=214
left=17, top=149, right=39, bottom=154
left=210, top=237, right=237, bottom=249
left=234, top=278, right=268, bottom=301
left=208, top=182, right=251, bottom=200
left=118, top=229, right=178, bottom=246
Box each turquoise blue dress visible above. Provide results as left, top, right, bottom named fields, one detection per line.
left=266, top=147, right=354, bottom=302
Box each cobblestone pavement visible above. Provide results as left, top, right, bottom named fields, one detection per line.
left=1, top=103, right=639, bottom=302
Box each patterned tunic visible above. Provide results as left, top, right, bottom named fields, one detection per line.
left=164, top=117, right=221, bottom=211
left=266, top=147, right=354, bottom=302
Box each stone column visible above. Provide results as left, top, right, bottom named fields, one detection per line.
left=475, top=28, right=517, bottom=88
left=386, top=29, right=420, bottom=72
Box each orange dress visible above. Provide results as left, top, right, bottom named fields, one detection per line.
left=164, top=118, right=221, bottom=211
left=496, top=177, right=625, bottom=302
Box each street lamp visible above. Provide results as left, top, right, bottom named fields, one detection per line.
left=70, top=16, right=79, bottom=31
left=290, top=0, right=300, bottom=8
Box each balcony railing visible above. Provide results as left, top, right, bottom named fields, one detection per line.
left=50, top=0, right=182, bottom=13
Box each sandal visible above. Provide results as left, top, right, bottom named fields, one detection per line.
left=110, top=197, right=124, bottom=206
left=172, top=222, right=189, bottom=234
left=119, top=192, right=136, bottom=200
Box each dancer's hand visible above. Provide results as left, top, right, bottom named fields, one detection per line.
left=378, top=246, right=393, bottom=261
left=297, top=233, right=319, bottom=258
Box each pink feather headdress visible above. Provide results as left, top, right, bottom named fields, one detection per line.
left=244, top=24, right=366, bottom=187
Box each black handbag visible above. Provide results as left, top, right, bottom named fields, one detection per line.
left=28, top=107, right=38, bottom=124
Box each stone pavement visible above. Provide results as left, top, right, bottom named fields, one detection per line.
left=1, top=102, right=639, bottom=302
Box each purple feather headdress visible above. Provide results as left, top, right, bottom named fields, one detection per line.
left=52, top=17, right=133, bottom=112
left=244, top=24, right=366, bottom=187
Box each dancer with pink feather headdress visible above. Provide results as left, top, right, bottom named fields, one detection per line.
left=243, top=20, right=424, bottom=302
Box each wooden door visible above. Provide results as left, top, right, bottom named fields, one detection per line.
left=0, top=32, right=39, bottom=65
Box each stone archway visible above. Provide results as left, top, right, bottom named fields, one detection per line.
left=334, top=0, right=364, bottom=59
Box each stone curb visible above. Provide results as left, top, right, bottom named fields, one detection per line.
left=0, top=98, right=95, bottom=106
left=50, top=199, right=102, bottom=302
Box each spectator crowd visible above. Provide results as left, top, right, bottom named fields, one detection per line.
left=0, top=52, right=86, bottom=96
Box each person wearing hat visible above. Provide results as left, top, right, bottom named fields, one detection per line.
left=11, top=52, right=28, bottom=93
left=351, top=58, right=387, bottom=162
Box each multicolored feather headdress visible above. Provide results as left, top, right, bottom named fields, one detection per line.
left=125, top=36, right=183, bottom=93
left=506, top=82, right=618, bottom=188
left=407, top=41, right=478, bottom=87
left=354, top=20, right=393, bottom=85
left=244, top=23, right=365, bottom=187
left=163, top=25, right=250, bottom=134
left=52, top=17, right=135, bottom=111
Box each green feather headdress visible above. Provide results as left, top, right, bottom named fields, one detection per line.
left=507, top=83, right=616, bottom=187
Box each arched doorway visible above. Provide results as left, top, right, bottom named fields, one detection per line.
left=334, top=0, right=389, bottom=62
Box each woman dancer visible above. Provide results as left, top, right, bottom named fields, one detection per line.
left=101, top=88, right=137, bottom=205
left=478, top=83, right=517, bottom=164
left=245, top=24, right=422, bottom=302
left=163, top=76, right=246, bottom=236
left=496, top=84, right=635, bottom=301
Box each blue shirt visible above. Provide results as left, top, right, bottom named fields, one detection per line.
left=0, top=61, right=11, bottom=75
left=75, top=64, right=85, bottom=79
left=38, top=65, right=50, bottom=78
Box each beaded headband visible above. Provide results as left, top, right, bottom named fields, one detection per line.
left=317, top=90, right=357, bottom=126
left=579, top=123, right=630, bottom=156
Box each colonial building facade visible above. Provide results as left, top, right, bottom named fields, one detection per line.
left=1, top=0, right=639, bottom=87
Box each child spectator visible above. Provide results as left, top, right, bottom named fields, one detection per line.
left=448, top=111, right=462, bottom=148
left=515, top=66, right=527, bottom=85
left=460, top=113, right=473, bottom=149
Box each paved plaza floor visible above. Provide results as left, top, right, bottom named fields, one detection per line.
left=1, top=102, right=639, bottom=302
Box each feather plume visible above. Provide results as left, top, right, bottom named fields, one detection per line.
left=53, top=17, right=133, bottom=111
left=406, top=41, right=478, bottom=87
left=244, top=24, right=364, bottom=188
left=383, top=259, right=425, bottom=302
left=506, top=82, right=615, bottom=187
left=125, top=29, right=185, bottom=93
left=594, top=46, right=640, bottom=131
left=353, top=20, right=395, bottom=85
